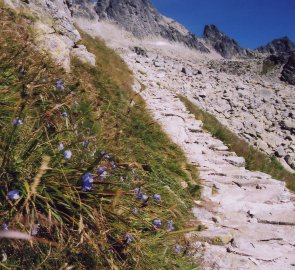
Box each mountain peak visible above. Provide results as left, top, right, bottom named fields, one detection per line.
left=256, top=36, right=295, bottom=54
left=203, top=24, right=246, bottom=59
left=204, top=24, right=226, bottom=39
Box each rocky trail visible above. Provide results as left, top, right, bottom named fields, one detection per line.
left=135, top=80, right=295, bottom=269
left=76, top=18, right=295, bottom=268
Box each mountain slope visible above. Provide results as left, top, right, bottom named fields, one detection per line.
left=0, top=5, right=199, bottom=269
left=73, top=0, right=210, bottom=52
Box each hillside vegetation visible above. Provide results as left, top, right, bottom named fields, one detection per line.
left=179, top=95, right=295, bottom=191
left=0, top=6, right=200, bottom=270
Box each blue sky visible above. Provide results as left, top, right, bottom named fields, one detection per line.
left=151, top=0, right=295, bottom=49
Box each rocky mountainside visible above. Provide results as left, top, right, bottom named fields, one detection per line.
left=203, top=24, right=251, bottom=59
left=281, top=52, right=295, bottom=85
left=73, top=0, right=209, bottom=52
left=257, top=36, right=295, bottom=55
left=2, top=0, right=295, bottom=269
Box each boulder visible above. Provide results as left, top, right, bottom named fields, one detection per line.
left=284, top=155, right=295, bottom=170
left=133, top=46, right=148, bottom=57
left=71, top=45, right=96, bottom=66
left=275, top=147, right=286, bottom=158
left=281, top=119, right=295, bottom=134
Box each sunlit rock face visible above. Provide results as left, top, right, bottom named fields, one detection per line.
left=72, top=0, right=209, bottom=52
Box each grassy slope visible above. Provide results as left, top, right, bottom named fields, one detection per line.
left=0, top=6, right=200, bottom=270
left=179, top=95, right=295, bottom=191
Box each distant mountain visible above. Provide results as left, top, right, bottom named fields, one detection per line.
left=256, top=36, right=295, bottom=55
left=71, top=0, right=294, bottom=61
left=73, top=0, right=209, bottom=52
left=203, top=24, right=252, bottom=59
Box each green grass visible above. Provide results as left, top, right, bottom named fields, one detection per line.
left=179, top=95, right=295, bottom=191
left=0, top=6, right=200, bottom=270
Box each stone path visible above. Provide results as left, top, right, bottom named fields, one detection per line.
left=139, top=85, right=295, bottom=270
left=76, top=20, right=295, bottom=269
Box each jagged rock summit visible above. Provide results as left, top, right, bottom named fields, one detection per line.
left=73, top=0, right=209, bottom=52
left=203, top=24, right=247, bottom=59
left=257, top=36, right=295, bottom=55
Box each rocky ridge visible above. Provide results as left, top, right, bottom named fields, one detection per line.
left=73, top=0, right=209, bottom=52
left=257, top=36, right=295, bottom=55
left=203, top=24, right=250, bottom=59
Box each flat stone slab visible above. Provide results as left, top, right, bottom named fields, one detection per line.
left=224, top=156, right=246, bottom=167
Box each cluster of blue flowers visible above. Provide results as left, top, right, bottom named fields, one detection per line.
left=152, top=219, right=175, bottom=232
left=133, top=188, right=175, bottom=232
left=81, top=155, right=118, bottom=192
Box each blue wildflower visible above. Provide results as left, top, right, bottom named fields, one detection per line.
left=63, top=150, right=72, bottom=160
left=104, top=154, right=111, bottom=160
left=132, top=207, right=139, bottom=215
left=153, top=194, right=161, bottom=202
left=7, top=190, right=20, bottom=200
left=97, top=166, right=107, bottom=175
left=82, top=173, right=94, bottom=192
left=1, top=224, right=8, bottom=231
left=31, top=224, right=40, bottom=236
left=56, top=79, right=65, bottom=91
left=141, top=194, right=149, bottom=202
left=97, top=166, right=108, bottom=179
left=125, top=234, right=134, bottom=244
left=167, top=220, right=175, bottom=232
left=134, top=187, right=147, bottom=201
left=137, top=192, right=143, bottom=200
left=13, top=117, right=23, bottom=126
left=82, top=173, right=94, bottom=183
left=61, top=111, right=68, bottom=118
left=110, top=161, right=117, bottom=170
left=134, top=187, right=140, bottom=194
left=99, top=171, right=108, bottom=179
left=175, top=245, right=181, bottom=253
left=58, top=143, right=64, bottom=151
left=153, top=219, right=162, bottom=228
